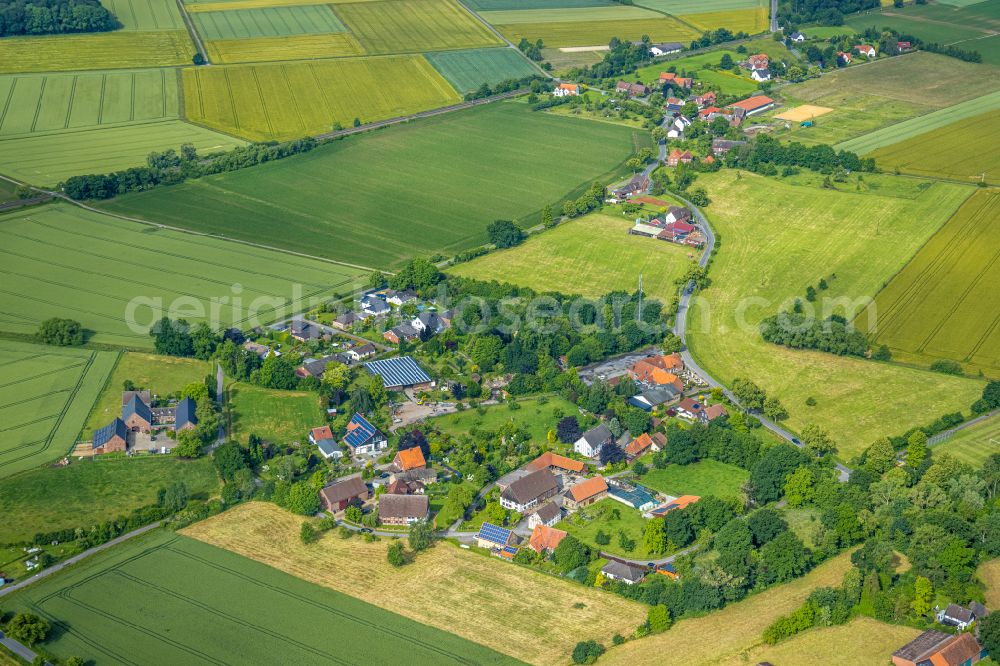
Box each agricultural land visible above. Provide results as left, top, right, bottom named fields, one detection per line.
left=740, top=617, right=920, bottom=666
left=860, top=189, right=1000, bottom=374
left=182, top=501, right=648, bottom=665
left=2, top=529, right=518, bottom=665
left=98, top=102, right=648, bottom=268
left=0, top=340, right=118, bottom=479
left=686, top=170, right=983, bottom=457
left=932, top=414, right=1000, bottom=468
left=228, top=383, right=325, bottom=445
left=0, top=204, right=363, bottom=347
left=425, top=47, right=541, bottom=93
left=337, top=0, right=502, bottom=54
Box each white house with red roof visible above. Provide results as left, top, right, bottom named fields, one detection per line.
left=554, top=82, right=580, bottom=97
left=853, top=44, right=876, bottom=58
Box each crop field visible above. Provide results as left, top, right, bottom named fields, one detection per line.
left=0, top=31, right=194, bottom=74
left=228, top=383, right=325, bottom=445
left=0, top=204, right=363, bottom=347
left=0, top=456, right=218, bottom=543
left=4, top=530, right=517, bottom=665
left=427, top=394, right=580, bottom=442
left=182, top=56, right=459, bottom=140
left=490, top=16, right=698, bottom=47
left=101, top=0, right=185, bottom=30
left=480, top=5, right=666, bottom=23
left=465, top=0, right=614, bottom=9
left=187, top=0, right=366, bottom=7
left=100, top=102, right=645, bottom=268
left=639, top=460, right=749, bottom=500
left=191, top=4, right=346, bottom=39
left=184, top=502, right=646, bottom=665
left=0, top=341, right=118, bottom=479
left=869, top=110, right=1000, bottom=184
left=740, top=618, right=919, bottom=666
left=678, top=8, right=767, bottom=33
left=449, top=212, right=692, bottom=302
left=204, top=33, right=364, bottom=62
left=425, top=47, right=539, bottom=92
left=775, top=52, right=1000, bottom=146
left=337, top=0, right=502, bottom=54
left=0, top=120, right=245, bottom=186
left=685, top=171, right=982, bottom=458
left=860, top=189, right=1000, bottom=375
left=933, top=416, right=1000, bottom=468
left=82, top=352, right=212, bottom=438
left=601, top=552, right=851, bottom=665
left=634, top=0, right=764, bottom=13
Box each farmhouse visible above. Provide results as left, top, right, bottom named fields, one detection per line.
left=650, top=42, right=683, bottom=56
left=385, top=289, right=417, bottom=306
left=728, top=95, right=775, bottom=116
left=390, top=468, right=437, bottom=487
left=331, top=312, right=360, bottom=330
left=175, top=397, right=198, bottom=431
left=574, top=423, right=614, bottom=458
left=553, top=83, right=580, bottom=97
left=663, top=207, right=691, bottom=225
left=665, top=97, right=684, bottom=113
left=750, top=68, right=771, bottom=82
left=383, top=324, right=419, bottom=345
left=342, top=413, right=387, bottom=456
left=290, top=319, right=322, bottom=342
left=527, top=524, right=567, bottom=554
left=378, top=493, right=429, bottom=526
left=310, top=425, right=341, bottom=459
left=658, top=72, right=692, bottom=89
left=746, top=53, right=769, bottom=70
left=391, top=446, right=426, bottom=472
left=937, top=603, right=981, bottom=630
left=364, top=356, right=432, bottom=390
left=625, top=433, right=654, bottom=460
left=611, top=173, right=650, bottom=200
left=320, top=476, right=369, bottom=512
left=92, top=417, right=128, bottom=454
left=853, top=44, right=876, bottom=58
left=528, top=501, right=562, bottom=529
left=891, top=630, right=984, bottom=666
left=615, top=81, right=649, bottom=97
left=523, top=451, right=585, bottom=474
left=601, top=560, right=646, bottom=585
left=476, top=521, right=515, bottom=550
left=628, top=354, right=684, bottom=389
left=122, top=393, right=152, bottom=433
left=499, top=468, right=558, bottom=513
left=564, top=476, right=609, bottom=510
left=628, top=385, right=681, bottom=411
left=698, top=105, right=724, bottom=120
left=712, top=138, right=746, bottom=156
left=897, top=41, right=912, bottom=51
left=667, top=149, right=693, bottom=167
left=837, top=51, right=852, bottom=65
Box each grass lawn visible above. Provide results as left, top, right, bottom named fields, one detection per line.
left=687, top=170, right=983, bottom=459
left=82, top=352, right=211, bottom=438
left=557, top=498, right=656, bottom=559
left=228, top=383, right=325, bottom=445
left=0, top=340, right=118, bottom=479
left=450, top=212, right=693, bottom=302
left=782, top=506, right=822, bottom=548
left=741, top=617, right=920, bottom=666
left=933, top=416, right=1000, bottom=468
left=100, top=101, right=646, bottom=269
left=0, top=203, right=362, bottom=347
left=860, top=189, right=1000, bottom=375
left=427, top=395, right=581, bottom=443
left=184, top=501, right=646, bottom=665
left=639, top=460, right=748, bottom=500
left=979, top=558, right=1000, bottom=609
left=0, top=455, right=218, bottom=543
left=601, top=552, right=852, bottom=665
left=3, top=529, right=515, bottom=665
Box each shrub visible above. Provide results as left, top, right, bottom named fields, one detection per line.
left=929, top=359, right=963, bottom=375
left=572, top=640, right=605, bottom=664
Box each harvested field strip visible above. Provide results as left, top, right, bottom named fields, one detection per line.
left=836, top=89, right=1000, bottom=154
left=633, top=0, right=764, bottom=14
left=425, top=47, right=539, bottom=93
left=492, top=17, right=698, bottom=47
left=479, top=5, right=665, bottom=23
left=190, top=5, right=346, bottom=40
left=187, top=0, right=350, bottom=9
left=203, top=33, right=364, bottom=62
left=101, top=0, right=186, bottom=30
left=861, top=189, right=1000, bottom=373
left=465, top=0, right=614, bottom=8
left=0, top=31, right=194, bottom=74
left=336, top=0, right=502, bottom=54
left=183, top=502, right=646, bottom=666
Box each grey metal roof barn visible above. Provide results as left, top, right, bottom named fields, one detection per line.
left=364, top=356, right=431, bottom=389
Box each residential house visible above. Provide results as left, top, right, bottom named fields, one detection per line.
left=651, top=432, right=667, bottom=451
left=175, top=397, right=198, bottom=431
left=610, top=173, right=650, bottom=200
left=391, top=446, right=426, bottom=472
left=853, top=44, right=876, bottom=58
left=625, top=433, right=654, bottom=460
left=331, top=312, right=360, bottom=331
left=564, top=476, right=609, bottom=510
left=666, top=116, right=691, bottom=139
left=667, top=148, right=694, bottom=167
left=627, top=385, right=681, bottom=411
left=663, top=207, right=691, bottom=225
left=692, top=91, right=716, bottom=108
left=658, top=72, right=692, bottom=89
left=345, top=343, right=376, bottom=362
left=676, top=397, right=705, bottom=421
left=574, top=423, right=614, bottom=458
left=383, top=324, right=419, bottom=345
left=93, top=417, right=128, bottom=454
left=657, top=562, right=680, bottom=580
left=437, top=310, right=455, bottom=328
left=290, top=319, right=322, bottom=342
left=123, top=393, right=152, bottom=433
left=897, top=41, right=912, bottom=50
left=728, top=95, right=775, bottom=116
left=528, top=501, right=562, bottom=529
left=650, top=42, right=683, bottom=56
left=601, top=560, right=647, bottom=585
left=411, top=312, right=443, bottom=335
left=664, top=97, right=684, bottom=113
left=711, top=138, right=746, bottom=156
left=937, top=603, right=979, bottom=630
left=553, top=82, right=580, bottom=97
left=892, top=630, right=985, bottom=666
left=527, top=524, right=567, bottom=554
left=789, top=31, right=806, bottom=42
left=523, top=451, right=585, bottom=475
left=296, top=355, right=341, bottom=379
left=628, top=354, right=684, bottom=389
left=390, top=467, right=437, bottom=486
left=378, top=494, right=429, bottom=526
left=747, top=53, right=769, bottom=69
left=615, top=81, right=649, bottom=97
left=750, top=68, right=771, bottom=82
left=360, top=294, right=390, bottom=316
left=698, top=105, right=723, bottom=120
left=320, top=477, right=369, bottom=512
left=705, top=403, right=728, bottom=422
left=364, top=356, right=432, bottom=390
left=499, top=468, right=559, bottom=513
left=343, top=413, right=387, bottom=456
left=385, top=289, right=417, bottom=306
left=476, top=522, right=515, bottom=550
left=242, top=341, right=276, bottom=359
left=837, top=51, right=852, bottom=65
left=310, top=425, right=341, bottom=459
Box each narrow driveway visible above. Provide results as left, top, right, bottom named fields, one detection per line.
left=0, top=630, right=45, bottom=664
left=601, top=544, right=699, bottom=567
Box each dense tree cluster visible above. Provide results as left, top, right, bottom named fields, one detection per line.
left=759, top=312, right=869, bottom=356
left=0, top=0, right=119, bottom=36
left=726, top=135, right=875, bottom=174
left=464, top=75, right=552, bottom=101
left=778, top=0, right=878, bottom=27
left=36, top=317, right=85, bottom=346
left=689, top=27, right=748, bottom=49
left=573, top=37, right=657, bottom=82
left=486, top=219, right=525, bottom=249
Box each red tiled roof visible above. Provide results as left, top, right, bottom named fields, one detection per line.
left=311, top=426, right=334, bottom=441
left=729, top=96, right=774, bottom=112
left=528, top=525, right=567, bottom=553
left=568, top=476, right=608, bottom=503
left=524, top=451, right=585, bottom=473
left=395, top=447, right=426, bottom=471
left=626, top=433, right=653, bottom=457
left=705, top=404, right=728, bottom=421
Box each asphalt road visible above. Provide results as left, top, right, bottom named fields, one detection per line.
left=0, top=630, right=43, bottom=664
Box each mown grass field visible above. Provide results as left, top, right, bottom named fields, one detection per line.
left=686, top=171, right=983, bottom=458
left=338, top=0, right=502, bottom=53
left=184, top=501, right=646, bottom=665
left=639, top=460, right=749, bottom=500
left=425, top=47, right=539, bottom=93
left=0, top=31, right=194, bottom=74
left=182, top=56, right=459, bottom=140
left=191, top=4, right=346, bottom=39
left=861, top=189, right=1000, bottom=375
left=82, top=352, right=212, bottom=438
left=449, top=212, right=692, bottom=303
left=0, top=120, right=245, bottom=186
left=933, top=416, right=1000, bottom=468
left=741, top=617, right=919, bottom=666
left=426, top=394, right=580, bottom=442
left=837, top=89, right=1000, bottom=155
left=101, top=0, right=185, bottom=29
left=492, top=16, right=698, bottom=47
left=0, top=341, right=118, bottom=479
left=4, top=530, right=517, bottom=665
left=601, top=552, right=852, bottom=665
left=0, top=456, right=218, bottom=543
left=228, top=383, right=325, bottom=445
left=204, top=33, right=364, bottom=62
left=774, top=52, right=1000, bottom=146
left=100, top=102, right=646, bottom=268
left=980, top=557, right=1000, bottom=609
left=869, top=110, right=1000, bottom=184
left=0, top=204, right=363, bottom=347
